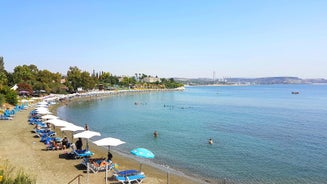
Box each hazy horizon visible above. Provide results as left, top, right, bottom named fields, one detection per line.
left=1, top=1, right=326, bottom=79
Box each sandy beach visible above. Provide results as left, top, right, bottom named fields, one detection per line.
left=0, top=102, right=204, bottom=184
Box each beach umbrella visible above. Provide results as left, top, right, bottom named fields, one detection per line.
left=73, top=130, right=101, bottom=150
left=41, top=114, right=59, bottom=120
left=93, top=137, right=125, bottom=150
left=35, top=110, right=52, bottom=115
left=130, top=148, right=155, bottom=172
left=35, top=107, right=48, bottom=111
left=60, top=125, right=85, bottom=141
left=73, top=130, right=101, bottom=139
left=130, top=148, right=155, bottom=159
left=46, top=119, right=73, bottom=127
left=37, top=101, right=48, bottom=105
left=35, top=107, right=51, bottom=114
left=61, top=125, right=84, bottom=132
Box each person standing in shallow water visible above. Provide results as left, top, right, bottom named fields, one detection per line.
left=84, top=124, right=89, bottom=130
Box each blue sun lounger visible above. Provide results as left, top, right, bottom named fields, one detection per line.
left=73, top=149, right=94, bottom=159
left=114, top=170, right=145, bottom=184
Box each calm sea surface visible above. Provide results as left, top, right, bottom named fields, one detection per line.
left=57, top=85, right=327, bottom=183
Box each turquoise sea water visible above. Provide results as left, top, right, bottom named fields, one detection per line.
left=57, top=85, right=327, bottom=183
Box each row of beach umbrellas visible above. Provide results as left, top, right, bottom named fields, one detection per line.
left=40, top=112, right=155, bottom=162
left=40, top=114, right=130, bottom=152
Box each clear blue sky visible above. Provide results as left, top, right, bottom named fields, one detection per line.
left=1, top=0, right=326, bottom=78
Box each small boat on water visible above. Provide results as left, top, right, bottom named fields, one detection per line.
left=291, top=91, right=300, bottom=94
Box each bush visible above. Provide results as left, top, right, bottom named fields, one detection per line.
left=13, top=170, right=35, bottom=184
left=0, top=87, right=18, bottom=106
left=0, top=160, right=35, bottom=184
left=5, top=90, right=18, bottom=106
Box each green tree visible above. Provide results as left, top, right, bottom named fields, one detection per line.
left=0, top=93, right=5, bottom=106
left=5, top=71, right=14, bottom=87
left=12, top=65, right=37, bottom=85
left=0, top=72, right=8, bottom=89
left=35, top=70, right=62, bottom=93
left=0, top=56, right=4, bottom=72
left=66, top=66, right=97, bottom=92
left=66, top=66, right=82, bottom=92
left=80, top=71, right=96, bottom=90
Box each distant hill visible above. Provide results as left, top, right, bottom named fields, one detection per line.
left=175, top=77, right=327, bottom=85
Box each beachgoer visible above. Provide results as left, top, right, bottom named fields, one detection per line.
left=84, top=123, right=89, bottom=130
left=153, top=130, right=158, bottom=137
left=107, top=151, right=113, bottom=161
left=209, top=138, right=213, bottom=144
left=61, top=136, right=69, bottom=149
left=46, top=123, right=51, bottom=132
left=49, top=140, right=59, bottom=150
left=75, top=138, right=83, bottom=150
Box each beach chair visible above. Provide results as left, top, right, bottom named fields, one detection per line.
left=113, top=170, right=145, bottom=184
left=81, top=158, right=113, bottom=173
left=36, top=130, right=56, bottom=138
left=73, top=149, right=94, bottom=159
left=0, top=115, right=12, bottom=120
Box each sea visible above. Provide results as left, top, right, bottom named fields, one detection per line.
left=57, top=84, right=327, bottom=184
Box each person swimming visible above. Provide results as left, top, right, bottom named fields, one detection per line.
left=153, top=131, right=158, bottom=137
left=209, top=138, right=213, bottom=144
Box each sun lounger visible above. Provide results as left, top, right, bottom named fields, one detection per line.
left=113, top=171, right=145, bottom=184
left=73, top=149, right=94, bottom=159
left=81, top=158, right=113, bottom=173
left=0, top=115, right=13, bottom=120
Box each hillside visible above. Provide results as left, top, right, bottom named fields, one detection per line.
left=175, top=77, right=327, bottom=85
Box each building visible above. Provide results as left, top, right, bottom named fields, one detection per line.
left=142, top=77, right=161, bottom=83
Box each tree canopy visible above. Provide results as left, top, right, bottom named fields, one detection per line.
left=0, top=58, right=183, bottom=105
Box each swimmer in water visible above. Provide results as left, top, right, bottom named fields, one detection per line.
left=153, top=131, right=158, bottom=137
left=209, top=138, right=213, bottom=144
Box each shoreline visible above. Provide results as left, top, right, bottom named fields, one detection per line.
left=53, top=89, right=214, bottom=184
left=51, top=89, right=213, bottom=183
left=0, top=89, right=212, bottom=184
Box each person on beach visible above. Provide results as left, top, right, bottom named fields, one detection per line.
left=153, top=130, right=158, bottom=137
left=209, top=138, right=213, bottom=144
left=61, top=136, right=69, bottom=149
left=46, top=123, right=51, bottom=132
left=75, top=138, right=83, bottom=150
left=84, top=123, right=89, bottom=130
left=107, top=151, right=113, bottom=161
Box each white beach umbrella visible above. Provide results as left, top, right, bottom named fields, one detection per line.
left=61, top=125, right=85, bottom=141
left=36, top=110, right=52, bottom=115
left=36, top=104, right=48, bottom=107
left=73, top=130, right=101, bottom=150
left=46, top=119, right=73, bottom=127
left=35, top=107, right=48, bottom=110
left=61, top=125, right=84, bottom=132
left=35, top=107, right=49, bottom=113
left=37, top=101, right=48, bottom=105
left=93, top=137, right=125, bottom=150
left=73, top=130, right=101, bottom=139
left=41, top=114, right=59, bottom=120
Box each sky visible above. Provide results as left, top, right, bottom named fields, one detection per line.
left=1, top=0, right=326, bottom=79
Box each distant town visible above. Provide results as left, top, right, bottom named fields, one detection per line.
left=175, top=77, right=327, bottom=86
